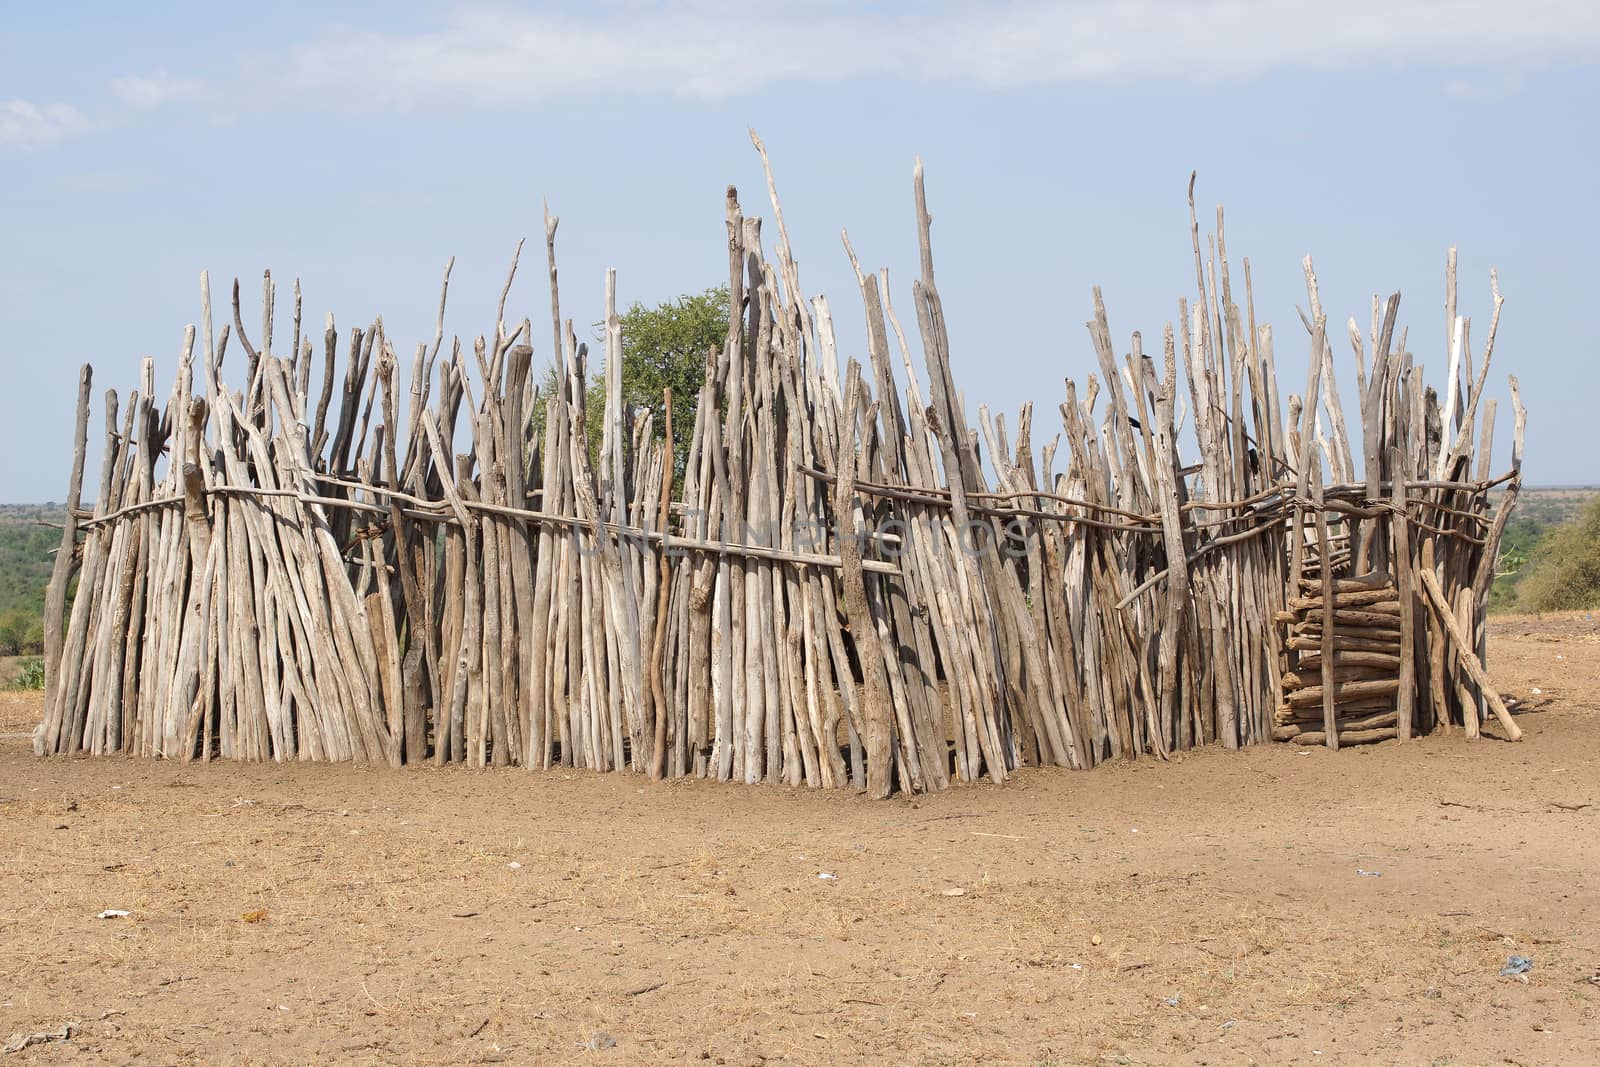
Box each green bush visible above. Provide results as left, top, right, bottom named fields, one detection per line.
left=1488, top=515, right=1539, bottom=611
left=1514, top=496, right=1600, bottom=612
left=0, top=511, right=59, bottom=653
left=13, top=657, right=45, bottom=691
left=0, top=611, right=44, bottom=656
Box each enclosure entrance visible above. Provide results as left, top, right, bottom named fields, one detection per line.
left=1275, top=558, right=1406, bottom=746
left=1272, top=482, right=1521, bottom=750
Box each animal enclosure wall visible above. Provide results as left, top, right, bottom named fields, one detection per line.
left=36, top=137, right=1525, bottom=797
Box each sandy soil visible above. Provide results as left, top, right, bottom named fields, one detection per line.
left=2, top=612, right=1598, bottom=1065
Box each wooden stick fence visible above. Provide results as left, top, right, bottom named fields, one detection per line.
left=35, top=136, right=1526, bottom=797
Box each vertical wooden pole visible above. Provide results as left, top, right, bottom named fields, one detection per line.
left=1390, top=447, right=1416, bottom=741
left=834, top=362, right=893, bottom=798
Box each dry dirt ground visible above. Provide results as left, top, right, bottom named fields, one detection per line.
left=2, top=612, right=1598, bottom=1066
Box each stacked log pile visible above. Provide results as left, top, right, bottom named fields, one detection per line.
left=34, top=134, right=1526, bottom=795
left=1274, top=571, right=1405, bottom=745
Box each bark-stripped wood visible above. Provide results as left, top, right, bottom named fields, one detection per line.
left=36, top=140, right=1526, bottom=789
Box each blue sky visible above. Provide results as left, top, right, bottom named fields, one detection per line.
left=2, top=2, right=1597, bottom=501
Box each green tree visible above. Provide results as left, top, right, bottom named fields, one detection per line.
left=1488, top=515, right=1544, bottom=611
left=0, top=613, right=25, bottom=657
left=0, top=507, right=71, bottom=654
left=1514, top=495, right=1600, bottom=612
left=537, top=287, right=728, bottom=477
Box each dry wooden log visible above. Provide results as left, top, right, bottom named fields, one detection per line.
left=1295, top=650, right=1402, bottom=671
left=1289, top=726, right=1397, bottom=746
left=1418, top=556, right=1522, bottom=741
left=1276, top=696, right=1400, bottom=724
left=1296, top=571, right=1392, bottom=593
left=1280, top=665, right=1396, bottom=690
left=1279, top=608, right=1402, bottom=629
left=1285, top=633, right=1400, bottom=653
left=1274, top=710, right=1398, bottom=739
left=1285, top=589, right=1399, bottom=612
left=647, top=388, right=674, bottom=780
left=1285, top=677, right=1401, bottom=710
left=834, top=362, right=894, bottom=798
left=1391, top=443, right=1418, bottom=740
left=37, top=366, right=93, bottom=754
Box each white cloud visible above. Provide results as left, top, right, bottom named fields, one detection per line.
left=9, top=1, right=1598, bottom=149
left=0, top=99, right=91, bottom=149
left=1, top=71, right=211, bottom=153
left=110, top=71, right=213, bottom=110
left=266, top=1, right=1600, bottom=109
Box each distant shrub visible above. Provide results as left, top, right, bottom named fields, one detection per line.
left=0, top=611, right=44, bottom=657
left=1514, top=496, right=1600, bottom=612
left=13, top=657, right=45, bottom=691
